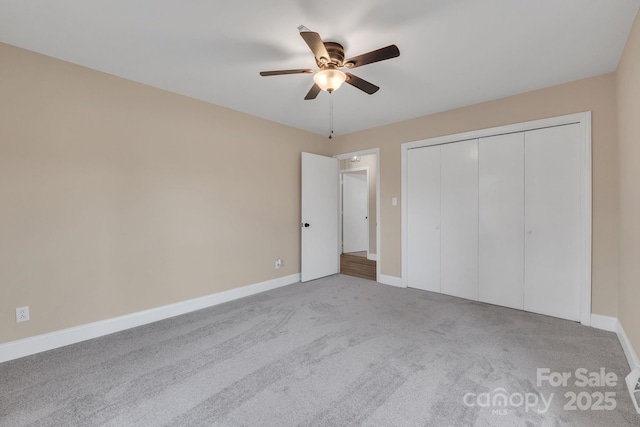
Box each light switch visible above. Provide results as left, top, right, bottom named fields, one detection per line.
left=391, top=197, right=398, bottom=206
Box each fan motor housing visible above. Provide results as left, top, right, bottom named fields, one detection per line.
left=318, top=42, right=345, bottom=68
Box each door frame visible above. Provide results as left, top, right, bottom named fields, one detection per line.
left=400, top=112, right=592, bottom=325
left=334, top=148, right=381, bottom=282
left=340, top=167, right=370, bottom=257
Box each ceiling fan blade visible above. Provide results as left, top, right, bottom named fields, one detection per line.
left=300, top=31, right=330, bottom=63
left=260, top=69, right=314, bottom=76
left=304, top=83, right=321, bottom=100
left=344, top=45, right=400, bottom=69
left=345, top=73, right=380, bottom=95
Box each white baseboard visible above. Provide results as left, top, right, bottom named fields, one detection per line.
left=590, top=314, right=618, bottom=332
left=0, top=273, right=300, bottom=364
left=590, top=314, right=640, bottom=371
left=378, top=274, right=404, bottom=288
left=367, top=253, right=377, bottom=261
left=617, top=320, right=640, bottom=371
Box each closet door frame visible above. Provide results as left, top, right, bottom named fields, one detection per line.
left=401, top=111, right=592, bottom=326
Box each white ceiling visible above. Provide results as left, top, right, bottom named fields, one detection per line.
left=1, top=1, right=639, bottom=136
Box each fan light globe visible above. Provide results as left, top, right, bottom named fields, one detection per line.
left=313, top=69, right=347, bottom=93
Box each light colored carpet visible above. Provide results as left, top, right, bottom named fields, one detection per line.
left=0, top=274, right=637, bottom=426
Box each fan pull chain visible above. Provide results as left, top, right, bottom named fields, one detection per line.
left=328, top=93, right=334, bottom=139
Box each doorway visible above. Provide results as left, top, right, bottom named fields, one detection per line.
left=336, top=150, right=380, bottom=281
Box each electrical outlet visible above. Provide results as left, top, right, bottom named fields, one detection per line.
left=275, top=258, right=282, bottom=269
left=16, top=306, right=29, bottom=323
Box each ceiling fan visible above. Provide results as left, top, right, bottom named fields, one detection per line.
left=260, top=25, right=400, bottom=100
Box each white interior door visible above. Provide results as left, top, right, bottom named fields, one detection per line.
left=342, top=172, right=368, bottom=254
left=301, top=152, right=339, bottom=282
left=479, top=133, right=525, bottom=310
left=441, top=139, right=479, bottom=300
left=524, top=124, right=582, bottom=321
left=407, top=146, right=441, bottom=292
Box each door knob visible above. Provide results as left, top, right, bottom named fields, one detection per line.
left=302, top=223, right=310, bottom=228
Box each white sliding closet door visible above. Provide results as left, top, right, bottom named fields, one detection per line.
left=524, top=124, right=582, bottom=321
left=441, top=140, right=478, bottom=300
left=479, top=133, right=525, bottom=310
left=407, top=146, right=441, bottom=292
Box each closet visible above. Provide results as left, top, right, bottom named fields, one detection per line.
left=405, top=121, right=584, bottom=322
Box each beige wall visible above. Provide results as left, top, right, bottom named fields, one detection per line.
left=340, top=154, right=377, bottom=255
left=333, top=73, right=620, bottom=317
left=0, top=43, right=330, bottom=344
left=616, top=11, right=640, bottom=361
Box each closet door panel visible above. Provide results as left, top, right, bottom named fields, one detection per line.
left=407, top=146, right=441, bottom=292
left=441, top=139, right=478, bottom=300
left=524, top=124, right=581, bottom=321
left=479, top=133, right=525, bottom=310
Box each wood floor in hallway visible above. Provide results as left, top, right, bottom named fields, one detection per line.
left=340, top=251, right=376, bottom=281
